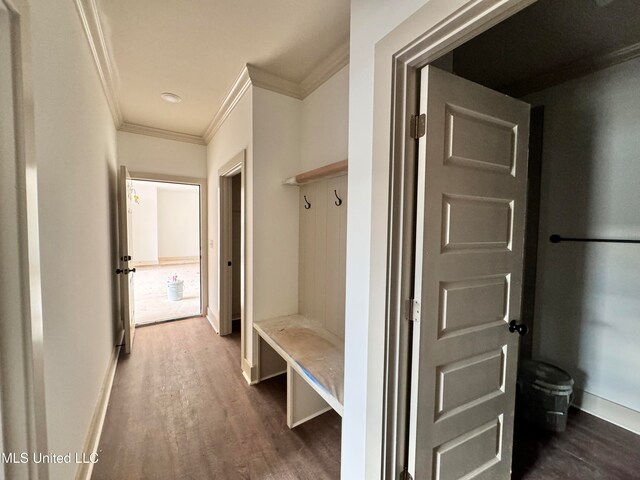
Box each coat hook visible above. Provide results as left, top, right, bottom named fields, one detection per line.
left=304, top=195, right=311, bottom=209
left=334, top=189, right=343, bottom=206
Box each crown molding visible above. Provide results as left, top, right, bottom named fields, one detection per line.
left=246, top=64, right=303, bottom=99
left=203, top=47, right=351, bottom=144
left=74, top=0, right=123, bottom=126
left=75, top=0, right=349, bottom=145
left=299, top=40, right=350, bottom=98
left=202, top=65, right=253, bottom=144
left=504, top=41, right=640, bottom=98
left=202, top=63, right=303, bottom=144
left=119, top=123, right=206, bottom=145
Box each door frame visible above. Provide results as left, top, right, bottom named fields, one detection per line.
left=0, top=0, right=49, bottom=477
left=217, top=150, right=246, bottom=345
left=129, top=172, right=209, bottom=320
left=372, top=0, right=538, bottom=477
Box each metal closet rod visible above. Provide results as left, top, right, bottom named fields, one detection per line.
left=550, top=234, right=640, bottom=244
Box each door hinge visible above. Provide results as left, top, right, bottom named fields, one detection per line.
left=405, top=298, right=420, bottom=323
left=410, top=113, right=426, bottom=139
left=400, top=468, right=413, bottom=480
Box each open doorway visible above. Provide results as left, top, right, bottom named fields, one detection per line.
left=379, top=0, right=640, bottom=478
left=129, top=178, right=203, bottom=325
left=216, top=151, right=245, bottom=341
left=230, top=173, right=242, bottom=327
left=445, top=1, right=640, bottom=477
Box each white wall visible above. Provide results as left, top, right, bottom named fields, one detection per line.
left=206, top=66, right=349, bottom=375
left=346, top=1, right=433, bottom=477
left=117, top=130, right=207, bottom=178
left=30, top=1, right=119, bottom=478
left=206, top=85, right=301, bottom=369
left=300, top=65, right=349, bottom=172
left=131, top=181, right=200, bottom=264
left=527, top=57, right=640, bottom=414
left=252, top=87, right=301, bottom=323
left=131, top=181, right=159, bottom=264
left=157, top=187, right=200, bottom=258
left=206, top=88, right=253, bottom=355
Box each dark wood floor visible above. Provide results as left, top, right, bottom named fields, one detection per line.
left=93, top=317, right=640, bottom=480
left=93, top=318, right=341, bottom=480
left=512, top=407, right=640, bottom=479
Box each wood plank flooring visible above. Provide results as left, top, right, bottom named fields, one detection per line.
left=512, top=407, right=640, bottom=479
left=92, top=318, right=341, bottom=480
left=93, top=316, right=639, bottom=479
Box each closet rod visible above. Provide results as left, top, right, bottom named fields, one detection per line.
left=550, top=234, right=640, bottom=244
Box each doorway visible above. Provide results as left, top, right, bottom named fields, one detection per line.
left=378, top=0, right=640, bottom=478
left=128, top=175, right=207, bottom=326
left=217, top=151, right=245, bottom=343
left=230, top=174, right=242, bottom=326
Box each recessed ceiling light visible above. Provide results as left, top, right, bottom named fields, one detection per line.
left=160, top=92, right=182, bottom=104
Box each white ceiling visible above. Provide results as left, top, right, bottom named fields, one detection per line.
left=97, top=0, right=350, bottom=137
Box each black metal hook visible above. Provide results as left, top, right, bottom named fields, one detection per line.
left=334, top=189, right=342, bottom=206
left=304, top=195, right=311, bottom=209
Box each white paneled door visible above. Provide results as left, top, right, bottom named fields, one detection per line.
left=408, top=66, right=530, bottom=479
left=118, top=165, right=136, bottom=353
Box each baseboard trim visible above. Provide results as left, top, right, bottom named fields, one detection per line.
left=130, top=260, right=159, bottom=267
left=75, top=330, right=123, bottom=480
left=573, top=388, right=640, bottom=435
left=158, top=256, right=199, bottom=265
left=242, top=358, right=259, bottom=385
left=206, top=306, right=219, bottom=334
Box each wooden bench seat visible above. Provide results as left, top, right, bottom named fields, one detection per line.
left=254, top=314, right=344, bottom=427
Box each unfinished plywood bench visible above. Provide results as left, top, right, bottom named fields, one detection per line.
left=254, top=314, right=343, bottom=428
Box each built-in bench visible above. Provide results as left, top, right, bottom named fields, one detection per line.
left=254, top=314, right=344, bottom=428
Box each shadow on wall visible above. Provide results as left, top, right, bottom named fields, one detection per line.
left=532, top=95, right=596, bottom=391
left=534, top=87, right=610, bottom=394
left=515, top=96, right=593, bottom=480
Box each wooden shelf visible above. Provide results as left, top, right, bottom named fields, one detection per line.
left=283, top=159, right=348, bottom=186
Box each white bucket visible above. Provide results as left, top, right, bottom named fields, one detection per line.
left=167, top=280, right=184, bottom=301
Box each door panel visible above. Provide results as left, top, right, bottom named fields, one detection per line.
left=442, top=194, right=513, bottom=252
left=118, top=165, right=135, bottom=353
left=409, top=66, right=530, bottom=479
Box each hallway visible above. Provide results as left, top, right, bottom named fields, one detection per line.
left=92, top=318, right=341, bottom=480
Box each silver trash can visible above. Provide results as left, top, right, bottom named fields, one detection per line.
left=517, top=360, right=574, bottom=432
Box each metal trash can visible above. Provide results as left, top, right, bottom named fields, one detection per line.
left=166, top=280, right=184, bottom=301
left=517, top=360, right=574, bottom=432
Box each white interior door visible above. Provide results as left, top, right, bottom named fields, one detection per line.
left=408, top=66, right=530, bottom=479
left=118, top=165, right=136, bottom=353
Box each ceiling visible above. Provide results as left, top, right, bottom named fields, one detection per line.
left=452, top=0, right=640, bottom=96
left=96, top=0, right=350, bottom=137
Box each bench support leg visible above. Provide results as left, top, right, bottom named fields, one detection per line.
left=287, top=364, right=331, bottom=429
